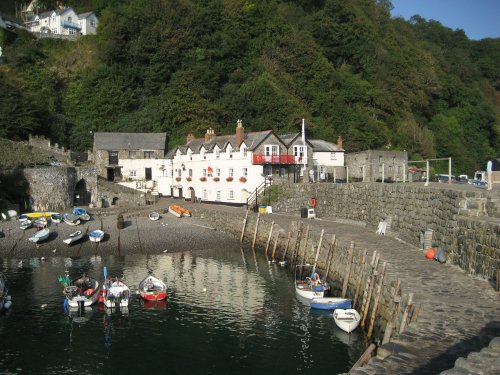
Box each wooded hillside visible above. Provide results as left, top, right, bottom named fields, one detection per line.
left=1, top=0, right=499, bottom=174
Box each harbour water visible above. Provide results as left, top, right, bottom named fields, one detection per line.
left=0, top=246, right=366, bottom=374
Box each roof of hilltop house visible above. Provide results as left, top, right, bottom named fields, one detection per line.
left=308, top=139, right=344, bottom=152
left=78, top=11, right=95, bottom=19
left=94, top=132, right=167, bottom=151
left=37, top=8, right=72, bottom=18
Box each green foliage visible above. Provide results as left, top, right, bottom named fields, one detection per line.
left=0, top=0, right=498, bottom=174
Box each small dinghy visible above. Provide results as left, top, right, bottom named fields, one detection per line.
left=149, top=211, right=160, bottom=221
left=20, top=219, right=32, bottom=230
left=28, top=228, right=50, bottom=243
left=63, top=230, right=83, bottom=245
left=18, top=214, right=29, bottom=222
left=73, top=207, right=90, bottom=221
left=33, top=217, right=48, bottom=229
left=139, top=274, right=167, bottom=301
left=61, top=272, right=100, bottom=308
left=310, top=297, right=352, bottom=311
left=63, top=213, right=81, bottom=226
left=333, top=309, right=361, bottom=333
left=51, top=213, right=63, bottom=223
left=168, top=204, right=191, bottom=218
left=295, top=265, right=328, bottom=303
left=102, top=276, right=130, bottom=308
left=89, top=229, right=105, bottom=243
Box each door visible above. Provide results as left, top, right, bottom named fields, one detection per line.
left=145, top=168, right=152, bottom=181
left=107, top=168, right=115, bottom=181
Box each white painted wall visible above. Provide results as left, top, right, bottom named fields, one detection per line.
left=313, top=151, right=345, bottom=168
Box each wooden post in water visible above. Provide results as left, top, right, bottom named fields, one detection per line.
left=353, top=249, right=367, bottom=309
left=341, top=241, right=354, bottom=298
left=399, top=293, right=414, bottom=334
left=298, top=224, right=310, bottom=279
left=323, top=234, right=336, bottom=282
left=291, top=222, right=303, bottom=268
left=271, top=232, right=279, bottom=260
left=240, top=210, right=249, bottom=243
left=312, top=229, right=325, bottom=274
left=360, top=253, right=379, bottom=328
left=282, top=231, right=292, bottom=261
left=252, top=213, right=260, bottom=251
left=367, top=261, right=387, bottom=338
left=265, top=221, right=275, bottom=257
left=389, top=279, right=401, bottom=333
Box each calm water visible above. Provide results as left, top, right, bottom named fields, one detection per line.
left=0, top=246, right=366, bottom=374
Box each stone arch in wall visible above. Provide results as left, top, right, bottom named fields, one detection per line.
left=240, top=189, right=249, bottom=203
left=187, top=187, right=196, bottom=202
left=112, top=197, right=119, bottom=205
left=74, top=178, right=91, bottom=206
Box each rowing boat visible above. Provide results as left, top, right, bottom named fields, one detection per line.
left=168, top=204, right=191, bottom=218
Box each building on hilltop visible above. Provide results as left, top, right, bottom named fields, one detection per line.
left=24, top=7, right=98, bottom=36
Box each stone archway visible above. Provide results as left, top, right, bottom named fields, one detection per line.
left=187, top=187, right=196, bottom=202
left=74, top=179, right=91, bottom=206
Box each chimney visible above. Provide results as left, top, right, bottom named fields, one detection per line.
left=186, top=133, right=195, bottom=143
left=337, top=136, right=343, bottom=150
left=205, top=128, right=216, bottom=143
left=235, top=119, right=244, bottom=146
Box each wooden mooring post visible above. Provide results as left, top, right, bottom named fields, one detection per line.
left=360, top=252, right=380, bottom=328
left=265, top=221, right=275, bottom=257
left=240, top=210, right=249, bottom=243
left=291, top=222, right=304, bottom=268
left=282, top=231, right=292, bottom=261
left=252, top=213, right=260, bottom=251
left=341, top=241, right=354, bottom=298
left=367, top=261, right=387, bottom=338
left=353, top=249, right=367, bottom=309
left=399, top=293, right=414, bottom=334
left=323, top=234, right=336, bottom=282
left=271, top=232, right=279, bottom=261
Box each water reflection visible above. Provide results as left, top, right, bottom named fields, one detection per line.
left=0, top=247, right=366, bottom=374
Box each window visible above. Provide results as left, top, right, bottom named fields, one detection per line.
left=215, top=149, right=220, bottom=159
left=51, top=28, right=57, bottom=34
left=227, top=148, right=233, bottom=158
left=130, top=170, right=136, bottom=177
left=229, top=168, right=233, bottom=177
left=242, top=147, right=247, bottom=158
left=216, top=190, right=221, bottom=201
left=203, top=189, right=208, bottom=199
left=293, top=145, right=305, bottom=158
left=280, top=167, right=286, bottom=177
left=228, top=190, right=234, bottom=200
left=177, top=169, right=181, bottom=177
left=203, top=169, right=207, bottom=177
left=201, top=149, right=206, bottom=160
left=189, top=169, right=193, bottom=177
left=264, top=166, right=272, bottom=176
left=242, top=168, right=248, bottom=177
left=68, top=17, right=72, bottom=23
left=144, top=151, right=154, bottom=159
left=129, top=151, right=136, bottom=159
left=265, top=145, right=280, bottom=156
left=90, top=20, right=96, bottom=27
left=330, top=153, right=337, bottom=160
left=216, top=168, right=220, bottom=177
left=69, top=28, right=76, bottom=35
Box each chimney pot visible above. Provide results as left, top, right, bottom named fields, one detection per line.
left=235, top=119, right=244, bottom=146
left=337, top=136, right=343, bottom=150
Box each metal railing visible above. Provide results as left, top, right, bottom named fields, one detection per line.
left=246, top=178, right=272, bottom=211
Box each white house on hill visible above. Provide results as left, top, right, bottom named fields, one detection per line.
left=25, top=7, right=98, bottom=36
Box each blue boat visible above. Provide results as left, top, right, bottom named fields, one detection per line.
left=310, top=297, right=352, bottom=311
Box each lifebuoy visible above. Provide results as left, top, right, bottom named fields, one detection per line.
left=311, top=198, right=317, bottom=207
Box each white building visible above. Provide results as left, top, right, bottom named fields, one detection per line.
left=25, top=7, right=98, bottom=36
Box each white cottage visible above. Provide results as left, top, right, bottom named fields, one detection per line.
left=25, top=7, right=98, bottom=36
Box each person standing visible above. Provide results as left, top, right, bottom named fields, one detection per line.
left=486, top=159, right=493, bottom=190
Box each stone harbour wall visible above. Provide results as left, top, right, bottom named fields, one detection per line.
left=271, top=183, right=500, bottom=280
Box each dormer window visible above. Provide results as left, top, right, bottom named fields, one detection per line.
left=215, top=149, right=220, bottom=159
left=187, top=149, right=193, bottom=160
left=241, top=146, right=247, bottom=158
left=201, top=149, right=206, bottom=160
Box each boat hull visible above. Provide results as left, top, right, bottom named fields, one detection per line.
left=63, top=231, right=83, bottom=245
left=139, top=275, right=167, bottom=301
left=89, top=230, right=104, bottom=243
left=65, top=276, right=100, bottom=308
left=168, top=204, right=191, bottom=218
left=28, top=228, right=50, bottom=243
left=333, top=309, right=361, bottom=333
left=310, top=297, right=352, bottom=311
left=103, top=280, right=130, bottom=308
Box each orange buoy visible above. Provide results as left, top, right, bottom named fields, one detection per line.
left=425, top=248, right=435, bottom=259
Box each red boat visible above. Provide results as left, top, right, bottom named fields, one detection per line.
left=139, top=275, right=167, bottom=301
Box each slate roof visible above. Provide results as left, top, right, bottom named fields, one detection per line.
left=94, top=132, right=167, bottom=151
left=308, top=139, right=343, bottom=152
left=38, top=8, right=71, bottom=19
left=78, top=11, right=96, bottom=19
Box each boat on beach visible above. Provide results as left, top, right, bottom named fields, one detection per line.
left=168, top=204, right=191, bottom=218
left=73, top=207, right=90, bottom=221
left=20, top=219, right=32, bottom=230
left=138, top=274, right=167, bottom=301
left=149, top=211, right=160, bottom=221
left=19, top=212, right=58, bottom=219
left=333, top=309, right=361, bottom=333
left=89, top=230, right=105, bottom=243
left=63, top=230, right=84, bottom=245
left=28, top=228, right=50, bottom=243
left=33, top=217, right=48, bottom=229
left=63, top=213, right=80, bottom=226
left=51, top=213, right=63, bottom=223
left=61, top=272, right=100, bottom=309
left=310, top=297, right=352, bottom=311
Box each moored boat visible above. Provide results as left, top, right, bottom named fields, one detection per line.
left=102, top=277, right=130, bottom=308
left=138, top=274, right=167, bottom=301
left=73, top=207, right=90, bottom=221
left=89, top=229, right=105, bottom=243
left=33, top=217, right=48, bottom=229
left=51, top=213, right=63, bottom=223
left=28, top=228, right=50, bottom=243
left=310, top=297, right=352, bottom=311
left=168, top=204, right=191, bottom=218
left=295, top=265, right=327, bottom=303
left=0, top=274, right=13, bottom=312
left=20, top=219, right=32, bottom=230
left=63, top=213, right=81, bottom=226
left=63, top=230, right=83, bottom=245
left=333, top=309, right=361, bottom=333
left=61, top=272, right=100, bottom=308
left=149, top=211, right=160, bottom=221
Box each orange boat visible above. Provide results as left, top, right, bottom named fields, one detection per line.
left=168, top=204, right=191, bottom=218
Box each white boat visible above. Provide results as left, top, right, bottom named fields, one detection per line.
left=33, top=217, right=48, bottom=228
left=89, top=229, right=105, bottom=243
left=63, top=213, right=80, bottom=226
left=63, top=230, right=83, bottom=245
left=20, top=219, right=32, bottom=230
left=73, top=207, right=90, bottom=221
left=102, top=278, right=130, bottom=308
left=333, top=309, right=361, bottom=333
left=295, top=265, right=327, bottom=303
left=168, top=204, right=191, bottom=218
left=138, top=274, right=167, bottom=302
left=149, top=211, right=160, bottom=221
left=28, top=228, right=50, bottom=243
left=62, top=273, right=100, bottom=308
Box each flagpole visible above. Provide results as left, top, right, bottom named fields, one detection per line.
left=302, top=118, right=306, bottom=168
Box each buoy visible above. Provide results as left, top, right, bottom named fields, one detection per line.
left=425, top=248, right=435, bottom=259
left=41, top=304, right=47, bottom=309
left=435, top=249, right=446, bottom=263
left=41, top=257, right=46, bottom=262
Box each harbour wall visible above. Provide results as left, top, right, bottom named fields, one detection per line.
left=271, top=183, right=500, bottom=280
